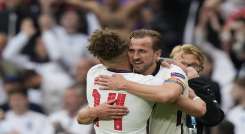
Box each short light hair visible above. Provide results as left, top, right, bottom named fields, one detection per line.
left=129, top=29, right=161, bottom=51
left=170, top=44, right=205, bottom=71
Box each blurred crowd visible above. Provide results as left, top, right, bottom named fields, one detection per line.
left=0, top=0, right=244, bottom=134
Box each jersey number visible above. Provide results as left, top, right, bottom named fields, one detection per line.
left=92, top=89, right=126, bottom=131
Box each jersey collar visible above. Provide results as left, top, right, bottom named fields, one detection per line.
left=107, top=68, right=132, bottom=73
left=152, top=62, right=161, bottom=76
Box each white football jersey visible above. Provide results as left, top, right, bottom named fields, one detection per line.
left=150, top=65, right=189, bottom=134
left=86, top=64, right=161, bottom=134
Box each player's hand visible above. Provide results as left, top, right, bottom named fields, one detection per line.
left=158, top=58, right=187, bottom=72
left=95, top=74, right=127, bottom=90
left=188, top=88, right=197, bottom=100
left=186, top=67, right=199, bottom=79
left=95, top=99, right=129, bottom=120
left=158, top=57, right=172, bottom=68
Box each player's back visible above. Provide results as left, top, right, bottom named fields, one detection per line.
left=86, top=64, right=158, bottom=134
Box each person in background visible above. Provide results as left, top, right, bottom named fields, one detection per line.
left=0, top=77, right=44, bottom=114
left=170, top=44, right=224, bottom=134
left=2, top=18, right=74, bottom=113
left=49, top=85, right=94, bottom=134
left=42, top=9, right=92, bottom=74
left=215, top=120, right=235, bottom=134
left=0, top=88, right=54, bottom=134
left=227, top=77, right=245, bottom=134
left=74, top=58, right=97, bottom=96
left=0, top=33, right=8, bottom=105
left=0, top=0, right=39, bottom=38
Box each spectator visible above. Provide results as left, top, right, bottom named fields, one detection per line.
left=227, top=77, right=245, bottom=134
left=74, top=58, right=97, bottom=94
left=0, top=89, right=54, bottom=134
left=195, top=15, right=237, bottom=113
left=0, top=33, right=8, bottom=105
left=0, top=0, right=39, bottom=38
left=221, top=0, right=245, bottom=19
left=67, top=0, right=146, bottom=38
left=21, top=69, right=73, bottom=113
left=221, top=9, right=245, bottom=70
left=3, top=18, right=74, bottom=113
left=49, top=85, right=94, bottom=134
left=0, top=77, right=44, bottom=113
left=42, top=9, right=96, bottom=74
left=216, top=120, right=235, bottom=134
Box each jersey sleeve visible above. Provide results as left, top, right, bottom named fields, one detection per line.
left=168, top=65, right=188, bottom=93
left=86, top=64, right=104, bottom=107
left=86, top=68, right=94, bottom=107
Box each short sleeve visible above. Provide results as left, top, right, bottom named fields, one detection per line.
left=168, top=65, right=189, bottom=93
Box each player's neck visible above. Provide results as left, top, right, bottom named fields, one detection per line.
left=106, top=61, right=131, bottom=71
left=102, top=53, right=131, bottom=71
left=143, top=62, right=158, bottom=75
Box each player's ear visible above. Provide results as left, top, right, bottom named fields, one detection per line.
left=155, top=49, right=162, bottom=58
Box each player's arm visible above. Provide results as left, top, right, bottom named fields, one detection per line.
left=77, top=106, right=98, bottom=124
left=175, top=88, right=206, bottom=117
left=95, top=74, right=184, bottom=103
left=121, top=0, right=148, bottom=16
left=77, top=100, right=128, bottom=124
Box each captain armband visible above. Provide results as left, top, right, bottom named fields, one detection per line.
left=165, top=78, right=186, bottom=94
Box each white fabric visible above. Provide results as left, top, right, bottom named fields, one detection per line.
left=37, top=63, right=74, bottom=113
left=150, top=66, right=189, bottom=134
left=227, top=106, right=245, bottom=134
left=3, top=32, right=37, bottom=69
left=183, top=0, right=200, bottom=43
left=86, top=64, right=161, bottom=134
left=2, top=32, right=74, bottom=112
left=49, top=110, right=93, bottom=134
left=195, top=30, right=236, bottom=113
left=221, top=84, right=235, bottom=113
left=86, top=12, right=101, bottom=35
left=0, top=111, right=54, bottom=134
left=155, top=65, right=188, bottom=87
left=221, top=0, right=245, bottom=19
left=195, top=30, right=236, bottom=89
left=42, top=27, right=90, bottom=73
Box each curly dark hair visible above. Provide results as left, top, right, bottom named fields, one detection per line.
left=88, top=29, right=128, bottom=61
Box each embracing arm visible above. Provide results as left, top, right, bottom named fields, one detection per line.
left=95, top=74, right=183, bottom=103
left=175, top=91, right=206, bottom=117
left=77, top=100, right=128, bottom=124
left=77, top=106, right=98, bottom=124
left=124, top=81, right=183, bottom=103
